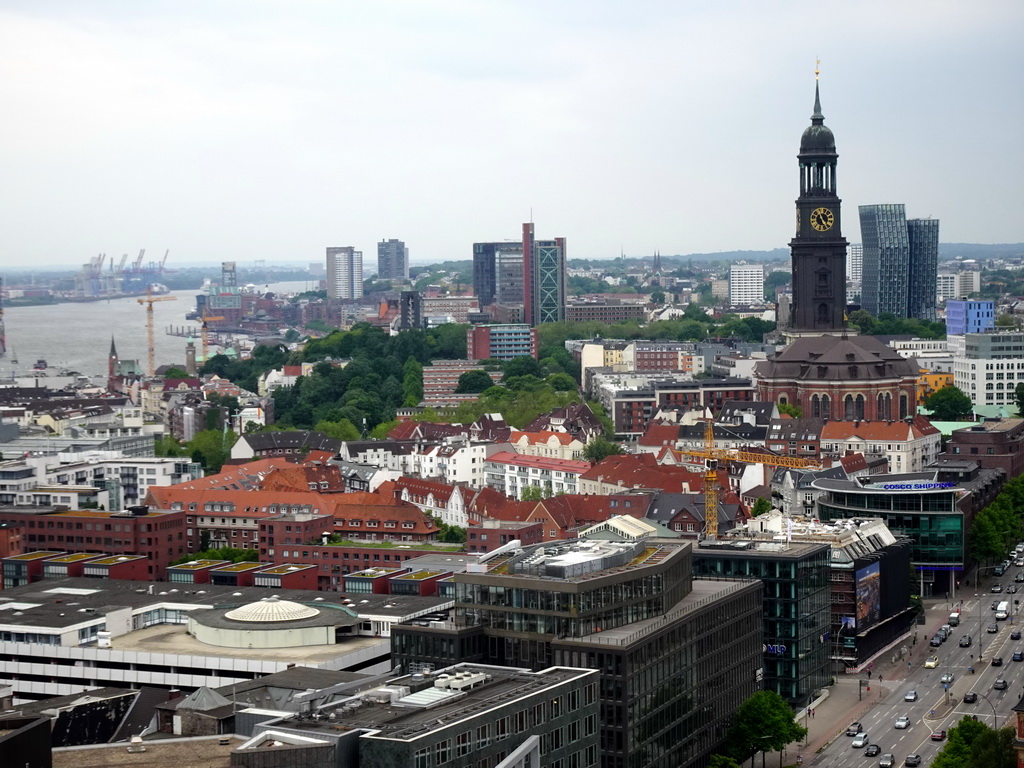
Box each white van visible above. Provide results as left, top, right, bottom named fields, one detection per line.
left=996, top=601, right=1010, bottom=620
left=949, top=611, right=961, bottom=626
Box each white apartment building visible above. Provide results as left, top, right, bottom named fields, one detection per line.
left=326, top=246, right=364, bottom=300
left=886, top=337, right=953, bottom=373
left=937, top=270, right=981, bottom=302
left=729, top=263, right=764, bottom=306
left=483, top=452, right=590, bottom=499
left=953, top=332, right=1024, bottom=408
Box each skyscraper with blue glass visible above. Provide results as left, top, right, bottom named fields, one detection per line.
left=858, top=204, right=939, bottom=320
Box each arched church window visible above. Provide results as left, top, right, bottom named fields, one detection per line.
left=811, top=395, right=820, bottom=417
left=899, top=395, right=908, bottom=419
left=822, top=395, right=830, bottom=419
left=844, top=395, right=854, bottom=420
left=855, top=395, right=865, bottom=421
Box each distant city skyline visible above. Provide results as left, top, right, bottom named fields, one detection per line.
left=0, top=2, right=1021, bottom=268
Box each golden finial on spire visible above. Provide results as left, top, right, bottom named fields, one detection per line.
left=815, top=58, right=821, bottom=80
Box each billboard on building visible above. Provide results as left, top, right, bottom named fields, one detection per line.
left=856, top=562, right=882, bottom=632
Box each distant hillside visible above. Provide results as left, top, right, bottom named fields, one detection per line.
left=939, top=243, right=1024, bottom=261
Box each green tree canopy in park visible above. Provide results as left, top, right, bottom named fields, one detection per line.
left=455, top=369, right=496, bottom=394
left=724, top=690, right=807, bottom=764
left=924, top=384, right=975, bottom=421
left=583, top=436, right=626, bottom=464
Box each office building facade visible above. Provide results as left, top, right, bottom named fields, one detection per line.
left=945, top=300, right=994, bottom=336
left=953, top=332, right=1024, bottom=408
left=473, top=242, right=524, bottom=309
left=392, top=538, right=764, bottom=768
left=693, top=539, right=831, bottom=705
left=729, top=263, right=764, bottom=305
left=467, top=324, right=538, bottom=361
left=377, top=238, right=408, bottom=282
left=326, top=246, right=364, bottom=300
left=523, top=223, right=566, bottom=326
left=859, top=205, right=939, bottom=320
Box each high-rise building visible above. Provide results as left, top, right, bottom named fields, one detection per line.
left=496, top=246, right=525, bottom=305
left=523, top=223, right=566, bottom=326
left=376, top=238, right=408, bottom=281
left=467, top=324, right=538, bottom=361
left=729, top=263, right=764, bottom=305
left=907, top=218, right=939, bottom=321
left=789, top=80, right=848, bottom=332
left=847, top=242, right=863, bottom=284
left=325, top=246, right=363, bottom=300
left=859, top=205, right=939, bottom=320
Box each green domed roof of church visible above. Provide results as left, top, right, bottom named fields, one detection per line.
left=800, top=82, right=836, bottom=155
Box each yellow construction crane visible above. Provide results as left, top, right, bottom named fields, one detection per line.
left=675, top=418, right=822, bottom=540
left=200, top=309, right=226, bottom=363
left=137, top=287, right=176, bottom=377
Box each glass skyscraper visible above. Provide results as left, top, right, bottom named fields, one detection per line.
left=858, top=204, right=939, bottom=320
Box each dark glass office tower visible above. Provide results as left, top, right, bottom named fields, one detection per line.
left=907, top=218, right=939, bottom=321
left=859, top=205, right=939, bottom=320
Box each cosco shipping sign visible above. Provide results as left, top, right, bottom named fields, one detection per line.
left=880, top=482, right=955, bottom=490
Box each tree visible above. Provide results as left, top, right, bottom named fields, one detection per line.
left=778, top=403, right=802, bottom=418
left=455, top=369, right=496, bottom=394
left=154, top=435, right=184, bottom=457
left=750, top=497, right=773, bottom=517
left=545, top=372, right=578, bottom=392
left=315, top=418, right=361, bottom=441
left=520, top=485, right=547, bottom=501
left=724, top=690, right=807, bottom=764
left=503, top=356, right=544, bottom=381
left=1014, top=383, right=1024, bottom=416
left=650, top=290, right=666, bottom=305
left=162, top=366, right=189, bottom=379
left=583, top=436, right=626, bottom=464
left=708, top=757, right=742, bottom=768
left=924, top=385, right=974, bottom=421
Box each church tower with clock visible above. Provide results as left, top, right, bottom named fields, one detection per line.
left=789, top=75, right=848, bottom=332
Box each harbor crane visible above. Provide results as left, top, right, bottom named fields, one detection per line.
left=201, top=309, right=226, bottom=363
left=674, top=418, right=822, bottom=539
left=137, top=286, right=176, bottom=377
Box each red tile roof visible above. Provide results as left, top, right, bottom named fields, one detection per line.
left=485, top=451, right=591, bottom=473
left=820, top=415, right=940, bottom=441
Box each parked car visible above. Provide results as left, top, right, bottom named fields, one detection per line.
left=880, top=755, right=895, bottom=768
left=992, top=657, right=1003, bottom=667
left=865, top=744, right=881, bottom=757
left=904, top=690, right=918, bottom=702
left=964, top=691, right=978, bottom=703
left=930, top=635, right=943, bottom=646
left=846, top=722, right=862, bottom=736
left=924, top=656, right=940, bottom=668
left=995, top=679, right=1009, bottom=690
left=852, top=733, right=870, bottom=748
left=941, top=672, right=956, bottom=683
left=905, top=754, right=922, bottom=767
left=895, top=715, right=911, bottom=729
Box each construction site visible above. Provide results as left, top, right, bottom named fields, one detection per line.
left=73, top=249, right=173, bottom=299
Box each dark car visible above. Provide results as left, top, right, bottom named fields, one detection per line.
left=931, top=729, right=947, bottom=741
left=964, top=691, right=978, bottom=703
left=846, top=722, right=862, bottom=736
left=995, top=679, right=1009, bottom=690
left=988, top=623, right=1000, bottom=633
left=959, top=635, right=972, bottom=647
left=1015, top=651, right=1024, bottom=662
left=865, top=744, right=882, bottom=757
left=905, top=755, right=922, bottom=767
left=1013, top=629, right=1022, bottom=640
left=930, top=635, right=944, bottom=646
left=1008, top=585, right=1018, bottom=594
left=992, top=656, right=1004, bottom=666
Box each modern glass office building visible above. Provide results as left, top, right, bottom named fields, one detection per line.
left=692, top=539, right=832, bottom=706
left=858, top=204, right=939, bottom=320
left=392, top=538, right=763, bottom=768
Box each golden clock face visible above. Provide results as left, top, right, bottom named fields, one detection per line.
left=810, top=207, right=835, bottom=232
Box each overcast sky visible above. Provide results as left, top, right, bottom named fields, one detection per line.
left=1, top=1, right=1022, bottom=270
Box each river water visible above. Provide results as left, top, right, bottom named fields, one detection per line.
left=0, top=280, right=311, bottom=382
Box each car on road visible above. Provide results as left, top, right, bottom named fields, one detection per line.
left=930, top=635, right=943, bottom=646
left=905, top=754, right=922, bottom=767
left=941, top=672, right=956, bottom=683
left=895, top=715, right=911, bottom=729
left=931, top=729, right=947, bottom=741
left=995, top=679, right=1009, bottom=690
left=959, top=635, right=972, bottom=647
left=1014, top=651, right=1024, bottom=662
left=988, top=623, right=1000, bottom=633
left=852, top=733, right=870, bottom=748
left=925, top=656, right=940, bottom=668
left=1014, top=629, right=1023, bottom=640
left=1009, top=585, right=1018, bottom=594
left=879, top=755, right=895, bottom=768
left=903, top=690, right=918, bottom=701
left=865, top=744, right=881, bottom=757
left=992, top=656, right=1003, bottom=666
left=964, top=691, right=978, bottom=703
left=846, top=722, right=862, bottom=736
left=993, top=583, right=1004, bottom=592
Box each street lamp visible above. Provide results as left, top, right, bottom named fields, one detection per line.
left=973, top=690, right=999, bottom=730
